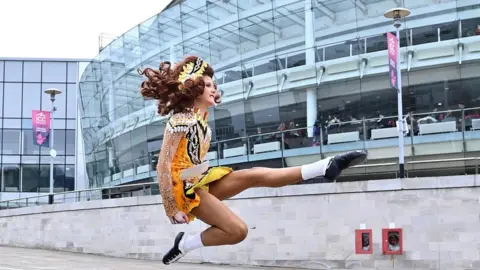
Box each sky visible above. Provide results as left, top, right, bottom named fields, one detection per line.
left=0, top=0, right=171, bottom=59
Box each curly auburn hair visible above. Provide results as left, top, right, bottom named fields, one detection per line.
left=138, top=55, right=222, bottom=116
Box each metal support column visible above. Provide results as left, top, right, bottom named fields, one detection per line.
left=305, top=0, right=317, bottom=138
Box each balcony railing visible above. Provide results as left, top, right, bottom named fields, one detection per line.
left=78, top=106, right=480, bottom=188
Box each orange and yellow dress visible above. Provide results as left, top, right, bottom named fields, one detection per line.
left=157, top=108, right=232, bottom=221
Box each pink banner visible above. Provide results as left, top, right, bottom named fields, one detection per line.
left=32, top=110, right=51, bottom=147
left=387, top=32, right=399, bottom=91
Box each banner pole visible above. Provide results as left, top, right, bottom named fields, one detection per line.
left=44, top=88, right=62, bottom=205
left=384, top=8, right=411, bottom=179
left=49, top=96, right=55, bottom=204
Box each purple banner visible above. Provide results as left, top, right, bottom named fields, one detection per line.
left=32, top=110, right=51, bottom=147
left=387, top=32, right=399, bottom=91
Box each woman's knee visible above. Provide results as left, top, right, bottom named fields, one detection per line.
left=227, top=220, right=249, bottom=243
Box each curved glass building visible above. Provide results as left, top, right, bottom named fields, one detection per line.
left=79, top=0, right=480, bottom=189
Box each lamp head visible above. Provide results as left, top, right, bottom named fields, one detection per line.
left=384, top=8, right=410, bottom=20
left=44, top=88, right=62, bottom=96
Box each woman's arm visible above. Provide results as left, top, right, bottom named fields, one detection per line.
left=157, top=129, right=184, bottom=217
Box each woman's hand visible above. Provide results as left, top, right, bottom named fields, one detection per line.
left=169, top=211, right=190, bottom=224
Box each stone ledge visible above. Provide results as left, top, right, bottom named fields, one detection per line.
left=0, top=175, right=476, bottom=218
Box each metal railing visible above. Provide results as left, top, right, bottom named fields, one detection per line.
left=87, top=106, right=480, bottom=187
left=1, top=156, right=479, bottom=211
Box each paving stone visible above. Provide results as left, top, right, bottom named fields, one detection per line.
left=0, top=246, right=285, bottom=270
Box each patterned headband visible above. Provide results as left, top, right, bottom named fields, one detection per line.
left=178, top=57, right=209, bottom=84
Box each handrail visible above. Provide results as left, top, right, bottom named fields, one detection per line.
left=0, top=181, right=157, bottom=205
left=352, top=162, right=397, bottom=168
left=1, top=157, right=479, bottom=206
left=91, top=104, right=480, bottom=180
left=408, top=157, right=477, bottom=165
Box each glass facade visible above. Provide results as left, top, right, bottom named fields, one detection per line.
left=0, top=59, right=78, bottom=194
left=79, top=0, right=480, bottom=188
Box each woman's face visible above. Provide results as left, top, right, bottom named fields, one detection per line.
left=196, top=76, right=217, bottom=108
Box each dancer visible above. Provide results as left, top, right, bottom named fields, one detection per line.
left=138, top=56, right=367, bottom=265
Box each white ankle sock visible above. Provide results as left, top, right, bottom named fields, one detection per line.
left=180, top=233, right=204, bottom=253
left=300, top=156, right=333, bottom=180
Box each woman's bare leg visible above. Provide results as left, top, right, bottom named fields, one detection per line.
left=162, top=189, right=248, bottom=265
left=209, top=167, right=302, bottom=201
left=210, top=150, right=367, bottom=201
left=190, top=189, right=248, bottom=246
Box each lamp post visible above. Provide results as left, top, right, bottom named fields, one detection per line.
left=384, top=7, right=410, bottom=179
left=44, top=88, right=62, bottom=204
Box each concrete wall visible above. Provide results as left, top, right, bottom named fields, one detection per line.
left=0, top=176, right=479, bottom=269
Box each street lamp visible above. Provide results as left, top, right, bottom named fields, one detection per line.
left=44, top=88, right=62, bottom=204
left=384, top=7, right=410, bottom=179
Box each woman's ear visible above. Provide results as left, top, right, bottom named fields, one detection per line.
left=214, top=89, right=223, bottom=104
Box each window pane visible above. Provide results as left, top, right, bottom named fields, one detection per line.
left=2, top=164, right=20, bottom=192
left=39, top=165, right=50, bottom=192
left=112, top=132, right=131, bottom=166
left=41, top=83, right=66, bottom=118
left=3, top=156, right=20, bottom=163
left=3, top=119, right=21, bottom=129
left=21, top=155, right=39, bottom=164
left=461, top=17, right=480, bottom=37
left=325, top=43, right=350, bottom=61
left=245, top=95, right=280, bottom=135
left=0, top=61, right=4, bottom=81
left=0, top=131, right=3, bottom=153
left=53, top=119, right=66, bottom=129
left=22, top=129, right=40, bottom=155
left=67, top=84, right=77, bottom=118
left=146, top=122, right=164, bottom=154
left=23, top=62, right=41, bottom=82
left=405, top=65, right=460, bottom=113
left=130, top=126, right=148, bottom=162
left=65, top=164, right=75, bottom=191
left=214, top=101, right=246, bottom=141
left=66, top=119, right=75, bottom=129
left=22, top=119, right=32, bottom=129
left=53, top=130, right=66, bottom=155
left=40, top=155, right=64, bottom=164
left=4, top=83, right=22, bottom=117
left=42, top=62, right=67, bottom=82
left=318, top=79, right=362, bottom=122
left=66, top=129, right=75, bottom=155
left=279, top=91, right=307, bottom=129
left=22, top=164, right=40, bottom=192
left=54, top=164, right=66, bottom=192
left=286, top=53, right=306, bottom=68
left=2, top=130, right=21, bottom=154
left=4, top=61, right=22, bottom=82
left=67, top=62, right=78, bottom=83
left=22, top=83, right=41, bottom=117
left=0, top=83, right=3, bottom=117
left=65, top=156, right=75, bottom=164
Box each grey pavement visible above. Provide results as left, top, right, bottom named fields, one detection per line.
left=0, top=246, right=286, bottom=270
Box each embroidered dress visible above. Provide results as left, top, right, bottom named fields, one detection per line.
left=157, top=108, right=232, bottom=221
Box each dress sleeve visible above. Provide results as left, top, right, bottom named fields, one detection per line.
left=157, top=112, right=195, bottom=217
left=157, top=128, right=184, bottom=217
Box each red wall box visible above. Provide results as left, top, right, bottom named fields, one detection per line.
left=382, top=228, right=403, bottom=255
left=355, top=229, right=373, bottom=254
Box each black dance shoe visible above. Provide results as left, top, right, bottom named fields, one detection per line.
left=324, top=150, right=367, bottom=182
left=162, top=232, right=186, bottom=265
